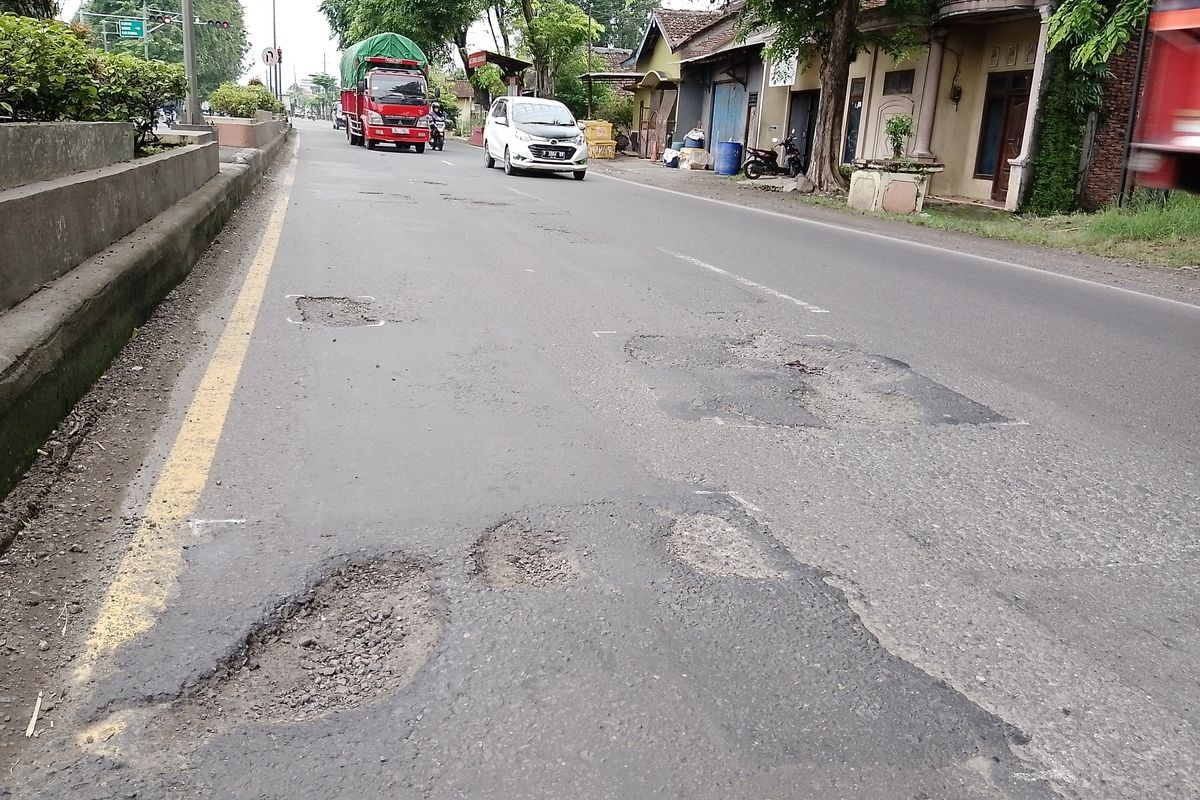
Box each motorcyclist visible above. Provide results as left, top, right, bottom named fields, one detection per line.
left=430, top=102, right=447, bottom=148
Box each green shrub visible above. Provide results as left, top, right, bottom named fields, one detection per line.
left=884, top=114, right=913, bottom=158
left=94, top=51, right=185, bottom=146
left=596, top=94, right=633, bottom=131
left=0, top=13, right=98, bottom=121
left=1025, top=53, right=1090, bottom=215
left=207, top=81, right=283, bottom=118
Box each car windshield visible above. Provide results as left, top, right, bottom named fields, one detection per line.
left=368, top=76, right=427, bottom=103
left=512, top=103, right=575, bottom=126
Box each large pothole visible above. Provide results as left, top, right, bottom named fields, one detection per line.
left=665, top=512, right=785, bottom=579
left=474, top=520, right=581, bottom=589
left=293, top=296, right=384, bottom=327
left=186, top=560, right=440, bottom=724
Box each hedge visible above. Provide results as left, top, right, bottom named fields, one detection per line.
left=207, top=81, right=283, bottom=118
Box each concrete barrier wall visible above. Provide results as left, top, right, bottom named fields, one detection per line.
left=205, top=117, right=290, bottom=148
left=0, top=122, right=134, bottom=192
left=0, top=142, right=220, bottom=313
left=0, top=129, right=291, bottom=506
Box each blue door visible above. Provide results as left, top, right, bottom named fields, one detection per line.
left=710, top=81, right=746, bottom=148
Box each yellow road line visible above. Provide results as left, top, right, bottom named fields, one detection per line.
left=81, top=155, right=296, bottom=670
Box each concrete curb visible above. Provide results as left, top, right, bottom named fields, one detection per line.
left=0, top=129, right=293, bottom=501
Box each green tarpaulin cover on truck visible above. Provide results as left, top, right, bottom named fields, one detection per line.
left=339, top=33, right=428, bottom=89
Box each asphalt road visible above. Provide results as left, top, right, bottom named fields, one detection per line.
left=8, top=120, right=1199, bottom=799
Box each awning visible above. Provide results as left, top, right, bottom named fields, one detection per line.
left=637, top=70, right=676, bottom=89
left=467, top=50, right=532, bottom=77
left=579, top=71, right=647, bottom=83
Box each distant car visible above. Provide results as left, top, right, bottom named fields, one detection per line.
left=482, top=97, right=588, bottom=180
left=333, top=108, right=346, bottom=130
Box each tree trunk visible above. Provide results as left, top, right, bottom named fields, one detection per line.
left=805, top=0, right=858, bottom=191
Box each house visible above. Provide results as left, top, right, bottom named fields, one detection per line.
left=677, top=22, right=773, bottom=160
left=449, top=79, right=473, bottom=133
left=621, top=7, right=733, bottom=159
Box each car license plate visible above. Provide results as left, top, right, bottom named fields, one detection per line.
left=391, top=127, right=409, bottom=135
left=553, top=152, right=565, bottom=159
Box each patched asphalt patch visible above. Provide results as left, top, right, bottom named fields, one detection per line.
left=182, top=559, right=440, bottom=724
left=293, top=296, right=384, bottom=327
left=666, top=512, right=785, bottom=579
left=626, top=332, right=1007, bottom=428
left=440, top=193, right=511, bottom=207
left=473, top=519, right=581, bottom=589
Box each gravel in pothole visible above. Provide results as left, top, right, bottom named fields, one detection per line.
left=665, top=513, right=785, bottom=579
left=474, top=520, right=581, bottom=589
left=187, top=560, right=440, bottom=724
left=294, top=296, right=383, bottom=327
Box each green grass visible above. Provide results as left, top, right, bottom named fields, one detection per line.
left=800, top=190, right=1200, bottom=269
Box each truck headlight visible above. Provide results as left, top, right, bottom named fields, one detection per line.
left=367, top=111, right=383, bottom=124
left=418, top=115, right=431, bottom=127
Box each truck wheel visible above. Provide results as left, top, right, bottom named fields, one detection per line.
left=483, top=142, right=495, bottom=168
left=415, top=143, right=426, bottom=154
left=367, top=138, right=376, bottom=150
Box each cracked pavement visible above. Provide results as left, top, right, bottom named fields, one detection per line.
left=2, top=120, right=1198, bottom=799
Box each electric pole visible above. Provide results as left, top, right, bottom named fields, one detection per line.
left=272, top=0, right=281, bottom=101
left=181, top=0, right=202, bottom=124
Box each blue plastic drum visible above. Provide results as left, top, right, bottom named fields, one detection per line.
left=714, top=141, right=743, bottom=175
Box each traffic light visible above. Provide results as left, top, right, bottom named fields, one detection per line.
left=202, top=18, right=231, bottom=28
left=155, top=14, right=174, bottom=24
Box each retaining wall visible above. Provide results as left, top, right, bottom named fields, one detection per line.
left=0, top=142, right=219, bottom=313
left=0, top=122, right=133, bottom=192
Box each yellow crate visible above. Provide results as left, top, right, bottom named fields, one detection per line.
left=589, top=139, right=617, bottom=159
left=579, top=119, right=613, bottom=142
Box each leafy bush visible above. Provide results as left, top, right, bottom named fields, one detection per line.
left=94, top=51, right=185, bottom=146
left=884, top=114, right=913, bottom=158
left=207, top=81, right=283, bottom=118
left=596, top=94, right=633, bottom=131
left=0, top=13, right=98, bottom=121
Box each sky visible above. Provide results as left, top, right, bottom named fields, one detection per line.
left=60, top=0, right=711, bottom=84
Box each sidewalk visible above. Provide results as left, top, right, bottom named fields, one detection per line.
left=590, top=155, right=1200, bottom=304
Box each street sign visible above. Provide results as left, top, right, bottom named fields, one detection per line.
left=118, top=18, right=144, bottom=38
left=262, top=47, right=278, bottom=66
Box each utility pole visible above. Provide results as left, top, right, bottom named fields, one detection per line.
left=272, top=0, right=281, bottom=102
left=181, top=0, right=202, bottom=124
left=586, top=0, right=594, bottom=118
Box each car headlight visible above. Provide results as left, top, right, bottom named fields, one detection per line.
left=570, top=134, right=584, bottom=145
left=514, top=129, right=532, bottom=142
left=418, top=115, right=431, bottom=127
left=367, top=111, right=383, bottom=124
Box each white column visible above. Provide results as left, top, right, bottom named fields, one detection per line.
left=913, top=29, right=947, bottom=161
left=1005, top=4, right=1053, bottom=211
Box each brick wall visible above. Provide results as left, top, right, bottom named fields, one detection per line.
left=1079, top=41, right=1148, bottom=210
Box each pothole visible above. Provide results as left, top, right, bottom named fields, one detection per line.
left=473, top=520, right=581, bottom=589
left=293, top=296, right=384, bottom=327
left=665, top=513, right=785, bottom=579
left=186, top=560, right=440, bottom=724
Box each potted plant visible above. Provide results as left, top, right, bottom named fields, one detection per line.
left=884, top=114, right=913, bottom=159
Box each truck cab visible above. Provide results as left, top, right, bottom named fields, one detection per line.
left=344, top=57, right=431, bottom=152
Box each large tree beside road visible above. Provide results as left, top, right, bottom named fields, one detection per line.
left=739, top=0, right=931, bottom=191
left=79, top=0, right=248, bottom=96
left=0, top=0, right=58, bottom=15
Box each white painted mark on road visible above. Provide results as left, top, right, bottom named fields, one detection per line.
left=441, top=160, right=455, bottom=166
left=592, top=330, right=618, bottom=337
left=506, top=186, right=541, bottom=201
left=660, top=249, right=830, bottom=314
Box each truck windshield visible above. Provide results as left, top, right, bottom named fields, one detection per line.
left=368, top=76, right=427, bottom=103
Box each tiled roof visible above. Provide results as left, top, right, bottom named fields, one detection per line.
left=655, top=7, right=729, bottom=49
left=451, top=79, right=473, bottom=99
left=592, top=47, right=633, bottom=71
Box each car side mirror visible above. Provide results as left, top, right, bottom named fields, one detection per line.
left=357, top=81, right=366, bottom=92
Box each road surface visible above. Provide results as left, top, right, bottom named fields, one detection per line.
left=5, top=120, right=1199, bottom=799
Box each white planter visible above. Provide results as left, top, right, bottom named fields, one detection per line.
left=848, top=167, right=939, bottom=214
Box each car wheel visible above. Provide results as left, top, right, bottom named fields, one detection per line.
left=483, top=142, right=495, bottom=169
left=503, top=147, right=518, bottom=176
left=415, top=143, right=426, bottom=154
left=573, top=170, right=586, bottom=181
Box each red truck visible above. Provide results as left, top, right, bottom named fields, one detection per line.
left=340, top=33, right=431, bottom=153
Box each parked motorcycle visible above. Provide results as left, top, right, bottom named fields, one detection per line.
left=431, top=119, right=446, bottom=151
left=742, top=136, right=805, bottom=179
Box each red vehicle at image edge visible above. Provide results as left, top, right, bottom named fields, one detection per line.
left=1131, top=0, right=1200, bottom=192
left=340, top=33, right=432, bottom=153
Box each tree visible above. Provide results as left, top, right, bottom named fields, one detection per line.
left=564, top=0, right=655, bottom=50
left=79, top=0, right=248, bottom=95
left=0, top=0, right=59, bottom=16
left=516, top=0, right=600, bottom=98
left=739, top=0, right=931, bottom=191
left=321, top=0, right=484, bottom=72
left=1048, top=0, right=1150, bottom=71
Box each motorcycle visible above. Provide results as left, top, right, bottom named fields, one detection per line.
left=431, top=118, right=446, bottom=151
left=742, top=135, right=805, bottom=179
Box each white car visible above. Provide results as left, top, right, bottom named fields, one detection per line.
left=483, top=97, right=588, bottom=180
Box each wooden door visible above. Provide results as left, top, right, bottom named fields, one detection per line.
left=787, top=90, right=820, bottom=171
left=993, top=94, right=1028, bottom=200
left=710, top=81, right=747, bottom=147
